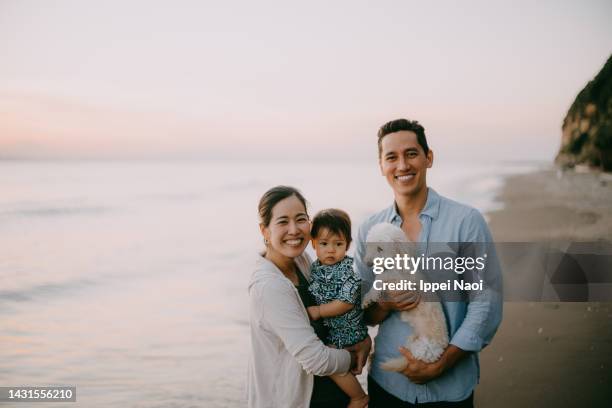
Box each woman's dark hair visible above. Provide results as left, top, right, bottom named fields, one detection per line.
left=311, top=208, right=352, bottom=246
left=377, top=118, right=429, bottom=157
left=258, top=186, right=308, bottom=227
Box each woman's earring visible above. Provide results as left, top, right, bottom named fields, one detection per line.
left=264, top=238, right=269, bottom=245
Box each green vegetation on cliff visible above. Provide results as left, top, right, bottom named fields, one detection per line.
left=557, top=54, right=612, bottom=170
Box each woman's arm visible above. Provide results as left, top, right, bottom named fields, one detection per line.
left=257, top=279, right=352, bottom=376
left=307, top=300, right=353, bottom=321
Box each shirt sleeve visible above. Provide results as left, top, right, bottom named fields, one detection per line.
left=258, top=279, right=351, bottom=376
left=337, top=272, right=360, bottom=305
left=450, top=209, right=503, bottom=352
left=354, top=221, right=374, bottom=297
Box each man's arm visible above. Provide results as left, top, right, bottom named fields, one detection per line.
left=397, top=209, right=502, bottom=383
left=449, top=209, right=503, bottom=352
left=364, top=302, right=391, bottom=325
left=355, top=221, right=387, bottom=326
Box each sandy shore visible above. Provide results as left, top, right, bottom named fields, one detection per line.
left=487, top=168, right=612, bottom=241
left=476, top=168, right=612, bottom=407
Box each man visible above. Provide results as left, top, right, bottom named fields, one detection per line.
left=354, top=118, right=502, bottom=407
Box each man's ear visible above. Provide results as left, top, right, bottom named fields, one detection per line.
left=426, top=149, right=434, bottom=168
left=379, top=157, right=384, bottom=176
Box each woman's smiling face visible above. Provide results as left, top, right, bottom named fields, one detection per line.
left=261, top=195, right=311, bottom=260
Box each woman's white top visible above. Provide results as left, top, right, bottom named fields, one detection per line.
left=247, top=253, right=351, bottom=408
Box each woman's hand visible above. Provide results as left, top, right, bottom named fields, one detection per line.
left=348, top=350, right=357, bottom=372
left=345, top=335, right=372, bottom=375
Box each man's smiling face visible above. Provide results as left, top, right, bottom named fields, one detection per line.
left=379, top=130, right=433, bottom=198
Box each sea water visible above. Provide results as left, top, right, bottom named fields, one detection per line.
left=0, top=158, right=540, bottom=407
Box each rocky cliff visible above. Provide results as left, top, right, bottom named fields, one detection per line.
left=556, top=54, right=612, bottom=171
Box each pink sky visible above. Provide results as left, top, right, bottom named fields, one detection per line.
left=1, top=0, right=611, bottom=160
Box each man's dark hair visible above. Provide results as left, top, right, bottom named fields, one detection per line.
left=377, top=118, right=429, bottom=157
left=311, top=208, right=352, bottom=246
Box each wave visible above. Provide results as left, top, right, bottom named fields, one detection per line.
left=141, top=192, right=204, bottom=202
left=218, top=179, right=265, bottom=192
left=0, top=206, right=109, bottom=218
left=0, top=278, right=95, bottom=305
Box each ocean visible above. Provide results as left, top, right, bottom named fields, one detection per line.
left=0, top=159, right=540, bottom=407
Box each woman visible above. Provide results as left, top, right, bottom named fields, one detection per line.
left=248, top=186, right=371, bottom=408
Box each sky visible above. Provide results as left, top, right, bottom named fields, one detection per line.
left=0, top=0, right=611, bottom=161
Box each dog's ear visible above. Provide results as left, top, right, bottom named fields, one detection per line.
left=390, top=230, right=417, bottom=259
left=364, top=243, right=385, bottom=265
left=392, top=240, right=407, bottom=258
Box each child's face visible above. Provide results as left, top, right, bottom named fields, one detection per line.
left=312, top=228, right=348, bottom=266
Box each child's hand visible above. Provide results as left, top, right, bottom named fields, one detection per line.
left=307, top=306, right=321, bottom=321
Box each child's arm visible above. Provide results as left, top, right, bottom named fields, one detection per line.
left=307, top=300, right=354, bottom=321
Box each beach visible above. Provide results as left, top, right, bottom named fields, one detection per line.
left=487, top=168, right=612, bottom=242
left=477, top=168, right=612, bottom=407
left=2, top=160, right=611, bottom=407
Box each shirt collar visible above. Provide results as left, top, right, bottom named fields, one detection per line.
left=390, top=187, right=440, bottom=223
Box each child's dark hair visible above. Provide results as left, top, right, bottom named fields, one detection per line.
left=311, top=209, right=352, bottom=246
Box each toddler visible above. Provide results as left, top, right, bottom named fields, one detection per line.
left=307, top=209, right=369, bottom=408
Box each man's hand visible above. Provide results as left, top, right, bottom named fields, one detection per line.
left=306, top=306, right=320, bottom=321
left=345, top=335, right=372, bottom=375
left=398, top=344, right=468, bottom=384
left=364, top=290, right=421, bottom=326
left=398, top=347, right=443, bottom=384
left=380, top=290, right=421, bottom=312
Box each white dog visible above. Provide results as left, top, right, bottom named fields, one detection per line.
left=362, top=222, right=449, bottom=372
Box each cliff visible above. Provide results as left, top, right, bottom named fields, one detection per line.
left=556, top=54, right=612, bottom=171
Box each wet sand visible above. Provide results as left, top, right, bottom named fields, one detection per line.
left=477, top=168, right=612, bottom=407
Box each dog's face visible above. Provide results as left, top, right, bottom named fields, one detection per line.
left=364, top=222, right=409, bottom=266
left=364, top=243, right=385, bottom=266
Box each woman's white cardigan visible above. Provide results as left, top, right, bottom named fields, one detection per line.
left=247, top=253, right=351, bottom=408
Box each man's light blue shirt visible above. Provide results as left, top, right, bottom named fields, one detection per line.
left=355, top=188, right=503, bottom=403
